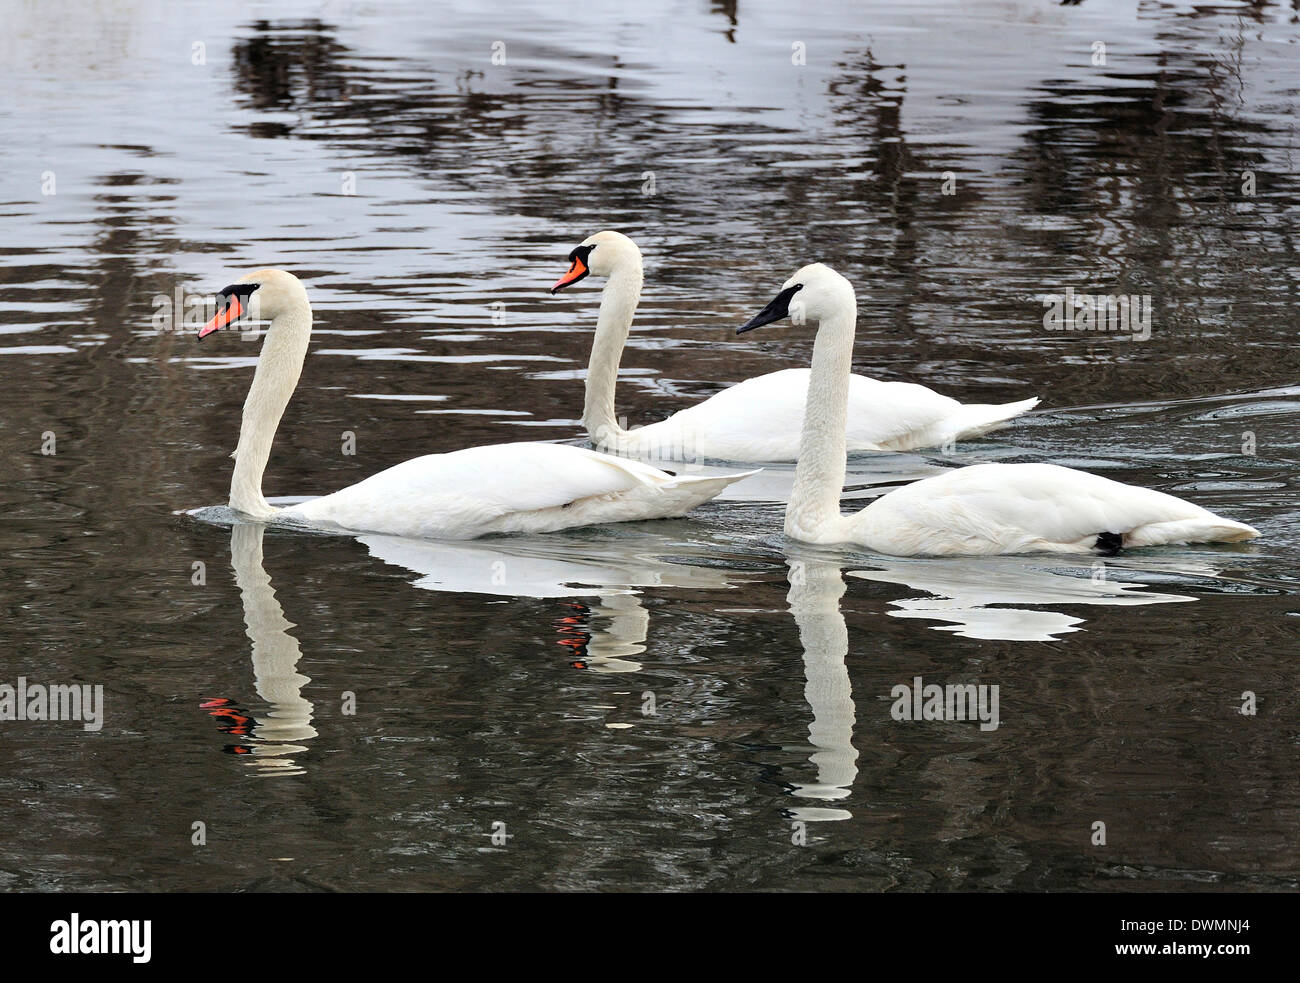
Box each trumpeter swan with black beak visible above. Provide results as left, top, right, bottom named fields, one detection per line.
left=198, top=269, right=755, bottom=539
left=550, top=231, right=1039, bottom=462
left=736, top=263, right=1260, bottom=556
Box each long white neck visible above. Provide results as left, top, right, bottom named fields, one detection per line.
left=785, top=300, right=856, bottom=542
left=229, top=303, right=312, bottom=517
left=583, top=259, right=642, bottom=447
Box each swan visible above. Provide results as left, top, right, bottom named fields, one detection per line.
left=736, top=263, right=1261, bottom=556
left=197, top=269, right=755, bottom=540
left=550, top=230, right=1039, bottom=462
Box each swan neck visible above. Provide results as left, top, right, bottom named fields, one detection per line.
left=230, top=302, right=312, bottom=517
left=583, top=262, right=641, bottom=447
left=786, top=301, right=856, bottom=543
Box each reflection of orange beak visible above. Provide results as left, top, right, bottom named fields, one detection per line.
left=198, top=296, right=243, bottom=339
left=550, top=255, right=589, bottom=293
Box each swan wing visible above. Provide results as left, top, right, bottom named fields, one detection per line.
left=843, top=374, right=964, bottom=449
left=302, top=442, right=670, bottom=513
left=855, top=463, right=1258, bottom=555
left=654, top=369, right=819, bottom=458
left=285, top=442, right=748, bottom=538
left=644, top=369, right=964, bottom=459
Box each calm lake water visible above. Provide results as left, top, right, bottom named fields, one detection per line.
left=2, top=0, right=1298, bottom=891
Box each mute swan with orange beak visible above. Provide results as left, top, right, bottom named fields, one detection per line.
left=550, top=231, right=1038, bottom=462
left=736, top=263, right=1260, bottom=556
left=198, top=269, right=755, bottom=539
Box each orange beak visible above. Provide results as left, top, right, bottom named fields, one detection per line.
left=198, top=296, right=243, bottom=339
left=550, top=255, right=589, bottom=293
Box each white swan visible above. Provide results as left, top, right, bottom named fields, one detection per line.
left=550, top=230, right=1039, bottom=462
left=198, top=269, right=755, bottom=539
left=736, top=263, right=1261, bottom=556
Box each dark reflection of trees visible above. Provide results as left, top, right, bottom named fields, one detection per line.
left=1008, top=36, right=1298, bottom=400
left=819, top=21, right=1300, bottom=404
left=222, top=19, right=796, bottom=280
left=711, top=0, right=738, bottom=43
left=220, top=12, right=1300, bottom=407
left=1016, top=68, right=1270, bottom=224
left=42, top=168, right=188, bottom=544
left=231, top=19, right=351, bottom=111
left=825, top=48, right=935, bottom=339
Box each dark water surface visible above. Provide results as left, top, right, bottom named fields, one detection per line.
left=1, top=0, right=1298, bottom=891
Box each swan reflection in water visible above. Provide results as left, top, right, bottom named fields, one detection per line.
left=552, top=594, right=651, bottom=674
left=202, top=510, right=1235, bottom=789
left=203, top=517, right=750, bottom=777
left=357, top=531, right=745, bottom=673
left=846, top=555, right=1228, bottom=642
left=783, top=551, right=859, bottom=823
left=202, top=521, right=317, bottom=777
left=770, top=548, right=1241, bottom=822
left=365, top=532, right=864, bottom=819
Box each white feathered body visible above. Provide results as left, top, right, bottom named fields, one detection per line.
left=845, top=463, right=1259, bottom=556
left=598, top=368, right=1038, bottom=462
left=282, top=442, right=752, bottom=540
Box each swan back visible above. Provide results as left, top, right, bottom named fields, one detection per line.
left=851, top=463, right=1259, bottom=556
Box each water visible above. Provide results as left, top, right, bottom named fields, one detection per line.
left=2, top=0, right=1298, bottom=891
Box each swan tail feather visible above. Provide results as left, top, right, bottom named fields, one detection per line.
left=1126, top=516, right=1261, bottom=548
left=943, top=396, right=1041, bottom=441
left=661, top=468, right=759, bottom=492
left=655, top=468, right=759, bottom=509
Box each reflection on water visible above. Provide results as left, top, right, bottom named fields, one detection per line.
left=554, top=595, right=647, bottom=674
left=849, top=554, right=1206, bottom=642
left=2, top=0, right=1300, bottom=891
left=357, top=530, right=742, bottom=597
left=206, top=522, right=317, bottom=777
left=784, top=554, right=858, bottom=822
left=359, top=529, right=748, bottom=673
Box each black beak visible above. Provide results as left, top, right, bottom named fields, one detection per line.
left=737, top=283, right=803, bottom=334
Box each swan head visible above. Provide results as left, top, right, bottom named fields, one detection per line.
left=550, top=230, right=642, bottom=293
left=736, top=263, right=855, bottom=334
left=198, top=268, right=309, bottom=338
